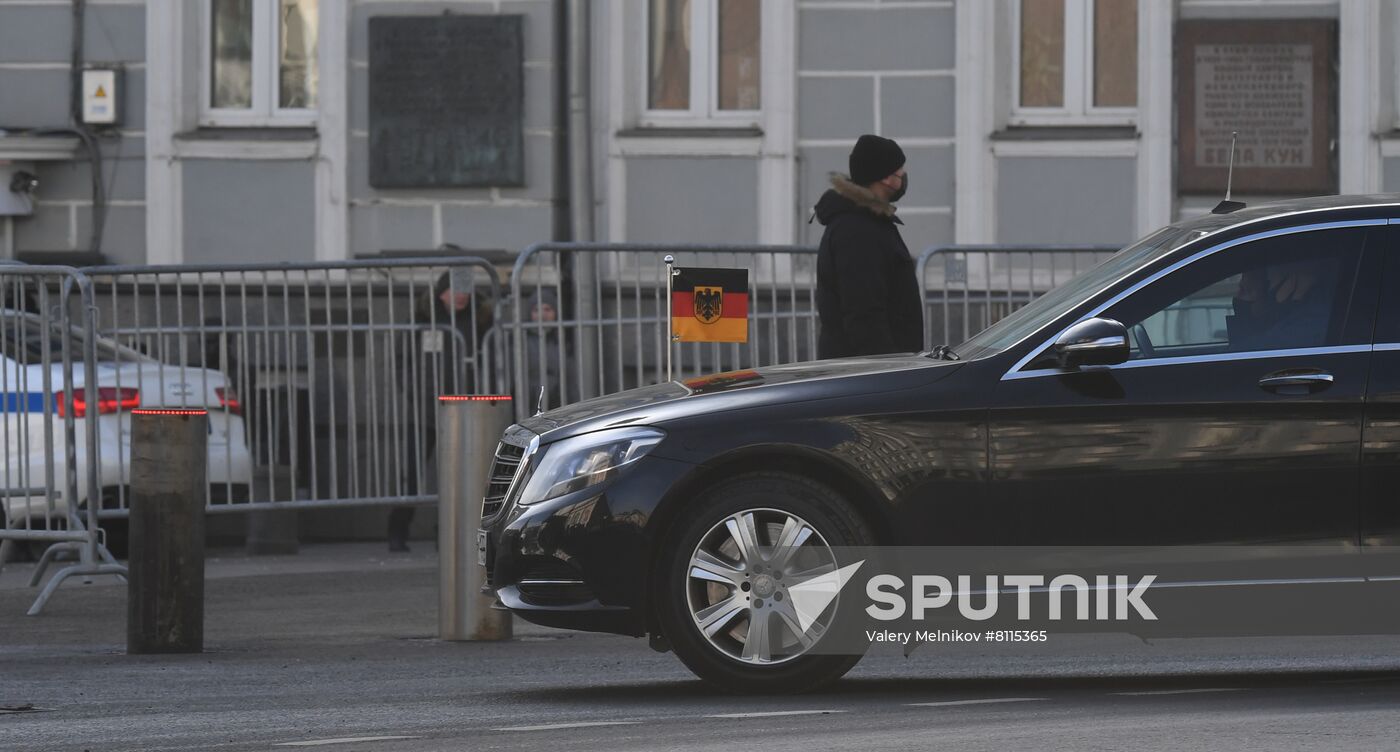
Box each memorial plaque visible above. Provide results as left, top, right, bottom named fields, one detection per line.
left=368, top=15, right=524, bottom=188
left=1177, top=21, right=1335, bottom=194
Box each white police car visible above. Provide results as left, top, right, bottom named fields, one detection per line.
left=1, top=310, right=253, bottom=530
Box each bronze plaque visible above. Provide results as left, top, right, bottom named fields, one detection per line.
left=368, top=15, right=524, bottom=188
left=1177, top=20, right=1335, bottom=195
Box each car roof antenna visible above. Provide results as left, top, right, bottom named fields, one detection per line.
left=1211, top=131, right=1246, bottom=215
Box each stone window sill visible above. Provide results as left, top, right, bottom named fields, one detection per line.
left=990, top=126, right=1140, bottom=158
left=991, top=126, right=1139, bottom=142
left=613, top=127, right=764, bottom=157
left=615, top=127, right=763, bottom=139
left=173, top=128, right=318, bottom=160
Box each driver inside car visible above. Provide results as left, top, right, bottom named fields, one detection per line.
left=1227, top=260, right=1332, bottom=353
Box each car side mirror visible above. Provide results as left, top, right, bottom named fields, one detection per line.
left=1053, top=317, right=1129, bottom=369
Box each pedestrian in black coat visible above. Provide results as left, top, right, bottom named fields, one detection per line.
left=814, top=134, right=925, bottom=359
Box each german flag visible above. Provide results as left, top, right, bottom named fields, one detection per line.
left=672, top=267, right=749, bottom=343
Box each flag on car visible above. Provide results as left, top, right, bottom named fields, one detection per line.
left=671, top=267, right=749, bottom=343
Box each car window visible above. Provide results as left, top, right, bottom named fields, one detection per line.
left=955, top=225, right=1206, bottom=360
left=0, top=316, right=147, bottom=366
left=1368, top=234, right=1400, bottom=347
left=1103, top=227, right=1367, bottom=360
left=0, top=318, right=65, bottom=366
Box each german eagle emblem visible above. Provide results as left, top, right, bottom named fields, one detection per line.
left=693, top=286, right=723, bottom=324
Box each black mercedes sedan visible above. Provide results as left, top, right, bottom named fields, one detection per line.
left=481, top=194, right=1400, bottom=692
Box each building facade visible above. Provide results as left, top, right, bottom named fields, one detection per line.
left=2, top=0, right=1400, bottom=266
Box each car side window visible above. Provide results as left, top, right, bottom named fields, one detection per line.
left=1104, top=228, right=1366, bottom=360
left=1370, top=234, right=1400, bottom=347
left=0, top=319, right=65, bottom=366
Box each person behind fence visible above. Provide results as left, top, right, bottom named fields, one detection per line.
left=813, top=134, right=924, bottom=359
left=523, top=289, right=579, bottom=409
left=388, top=269, right=495, bottom=553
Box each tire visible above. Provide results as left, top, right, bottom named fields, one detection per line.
left=656, top=471, right=876, bottom=694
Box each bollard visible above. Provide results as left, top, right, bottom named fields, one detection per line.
left=437, top=395, right=513, bottom=641
left=127, top=409, right=208, bottom=654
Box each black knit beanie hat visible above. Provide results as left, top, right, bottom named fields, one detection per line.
left=848, top=134, right=906, bottom=186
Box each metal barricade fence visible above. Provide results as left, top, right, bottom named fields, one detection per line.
left=75, top=258, right=502, bottom=516
left=0, top=247, right=1121, bottom=533
left=0, top=265, right=127, bottom=613
left=916, top=245, right=1120, bottom=350
left=504, top=243, right=822, bottom=421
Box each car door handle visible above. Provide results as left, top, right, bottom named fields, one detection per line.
left=1258, top=369, right=1334, bottom=394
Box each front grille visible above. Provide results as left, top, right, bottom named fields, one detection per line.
left=481, top=439, right=527, bottom=520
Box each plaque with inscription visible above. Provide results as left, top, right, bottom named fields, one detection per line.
left=369, top=15, right=524, bottom=188
left=1177, top=20, right=1335, bottom=194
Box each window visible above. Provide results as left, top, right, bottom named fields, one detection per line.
left=1105, top=229, right=1366, bottom=360
left=204, top=0, right=319, bottom=126
left=0, top=316, right=146, bottom=366
left=1013, top=0, right=1137, bottom=125
left=962, top=226, right=1200, bottom=362
left=645, top=0, right=761, bottom=125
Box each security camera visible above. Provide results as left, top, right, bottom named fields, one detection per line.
left=9, top=171, right=38, bottom=195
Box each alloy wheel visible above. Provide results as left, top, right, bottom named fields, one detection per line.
left=684, top=508, right=839, bottom=665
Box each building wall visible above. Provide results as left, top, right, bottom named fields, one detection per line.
left=995, top=157, right=1137, bottom=245
left=7, top=1, right=1400, bottom=265
left=794, top=1, right=956, bottom=253
left=345, top=0, right=563, bottom=256
left=1385, top=157, right=1400, bottom=193
left=182, top=159, right=316, bottom=264
left=0, top=0, right=148, bottom=264
left=624, top=157, right=759, bottom=243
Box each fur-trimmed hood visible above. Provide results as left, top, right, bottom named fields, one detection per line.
left=812, top=172, right=900, bottom=225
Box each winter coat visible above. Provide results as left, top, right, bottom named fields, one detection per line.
left=813, top=173, right=925, bottom=359
left=521, top=289, right=579, bottom=409
left=523, top=329, right=579, bottom=408
left=406, top=289, right=492, bottom=392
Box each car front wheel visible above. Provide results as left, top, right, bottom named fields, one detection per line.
left=657, top=472, right=876, bottom=694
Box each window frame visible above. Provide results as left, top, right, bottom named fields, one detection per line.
left=640, top=0, right=762, bottom=128
left=1009, top=0, right=1137, bottom=127
left=199, top=0, right=318, bottom=127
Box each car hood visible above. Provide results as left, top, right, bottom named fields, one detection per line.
left=519, top=353, right=959, bottom=442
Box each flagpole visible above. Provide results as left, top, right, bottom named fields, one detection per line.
left=664, top=255, right=675, bottom=383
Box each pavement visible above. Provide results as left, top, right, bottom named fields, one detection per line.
left=4, top=542, right=1400, bottom=751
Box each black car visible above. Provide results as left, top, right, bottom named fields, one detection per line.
left=482, top=195, right=1400, bottom=692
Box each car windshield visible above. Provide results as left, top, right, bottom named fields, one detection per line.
left=953, top=225, right=1208, bottom=361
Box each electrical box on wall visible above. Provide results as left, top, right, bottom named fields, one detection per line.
left=81, top=67, right=121, bottom=126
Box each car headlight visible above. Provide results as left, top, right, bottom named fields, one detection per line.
left=515, top=426, right=665, bottom=506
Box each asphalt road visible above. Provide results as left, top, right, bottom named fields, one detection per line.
left=4, top=543, right=1400, bottom=751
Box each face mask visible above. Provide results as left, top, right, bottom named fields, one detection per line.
left=889, top=173, right=908, bottom=203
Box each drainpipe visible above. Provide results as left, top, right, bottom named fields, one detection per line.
left=567, top=0, right=595, bottom=243
left=566, top=0, right=600, bottom=395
